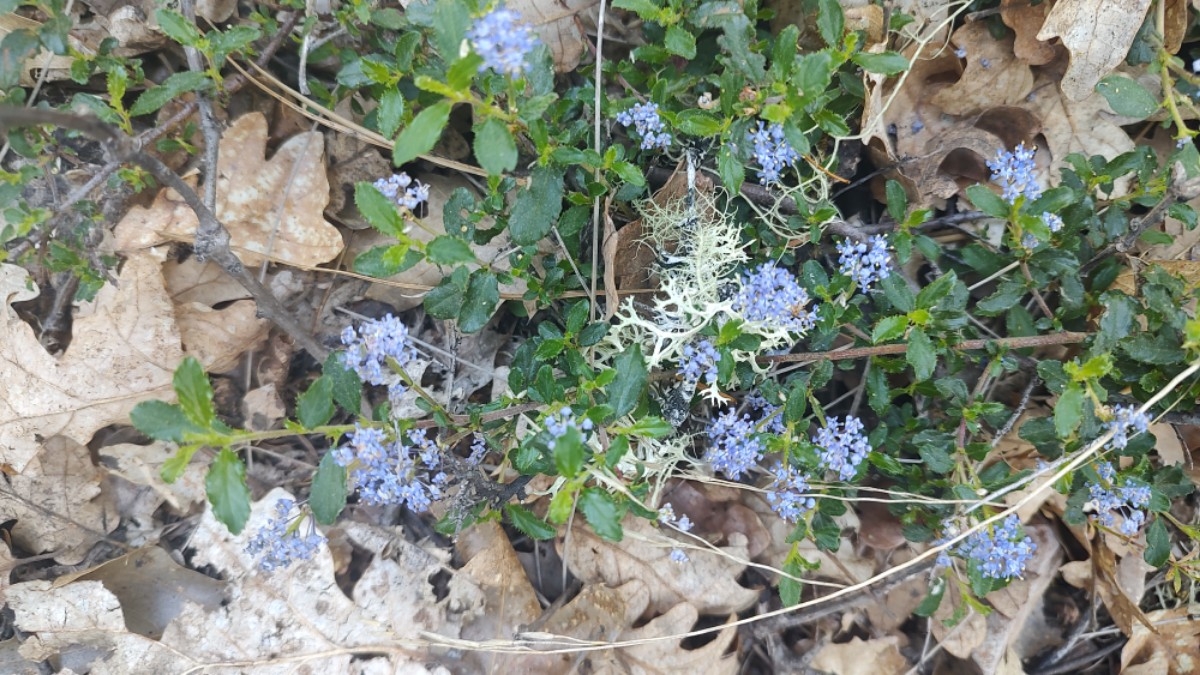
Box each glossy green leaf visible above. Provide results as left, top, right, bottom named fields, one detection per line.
left=425, top=235, right=477, bottom=265
left=206, top=447, right=251, bottom=534
left=393, top=100, right=452, bottom=166
left=174, top=356, right=216, bottom=427
left=377, top=89, right=405, bottom=138
left=131, top=400, right=205, bottom=443
left=473, top=117, right=517, bottom=175
left=579, top=488, right=624, bottom=541
left=505, top=504, right=557, bottom=540
left=509, top=166, right=565, bottom=245
left=297, top=376, right=334, bottom=428
left=1096, top=75, right=1158, bottom=120
left=906, top=328, right=935, bottom=382
left=130, top=71, right=214, bottom=117
left=608, top=344, right=647, bottom=419
left=459, top=269, right=499, bottom=333
left=354, top=182, right=405, bottom=238
left=310, top=450, right=347, bottom=525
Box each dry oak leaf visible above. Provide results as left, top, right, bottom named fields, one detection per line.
left=0, top=436, right=117, bottom=565
left=0, top=257, right=183, bottom=476
left=932, top=21, right=1034, bottom=116
left=9, top=488, right=450, bottom=674
left=810, top=636, right=910, bottom=675
left=562, top=515, right=759, bottom=615
left=1023, top=77, right=1135, bottom=171
left=1036, top=0, right=1152, bottom=101
left=114, top=112, right=344, bottom=268
left=1001, top=0, right=1057, bottom=65
left=1121, top=607, right=1200, bottom=675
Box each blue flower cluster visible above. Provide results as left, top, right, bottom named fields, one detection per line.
left=959, top=514, right=1036, bottom=580
left=812, top=415, right=871, bottom=481
left=341, top=314, right=418, bottom=407
left=746, top=391, right=786, bottom=435
left=468, top=433, right=489, bottom=465
left=748, top=121, right=800, bottom=184
left=244, top=499, right=326, bottom=572
left=1041, top=212, right=1064, bottom=233
left=1087, top=461, right=1152, bottom=536
left=987, top=142, right=1041, bottom=203
left=732, top=262, right=816, bottom=334
left=678, top=339, right=720, bottom=388
left=706, top=409, right=766, bottom=480
left=544, top=406, right=594, bottom=449
left=468, top=4, right=538, bottom=78
left=836, top=235, right=892, bottom=290
left=332, top=424, right=448, bottom=511
left=615, top=102, right=672, bottom=150
left=1107, top=405, right=1150, bottom=449
left=373, top=173, right=429, bottom=211
left=765, top=463, right=815, bottom=523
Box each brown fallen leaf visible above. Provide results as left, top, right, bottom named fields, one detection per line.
left=933, top=21, right=1034, bottom=115
left=1121, top=607, right=1200, bottom=675
left=0, top=257, right=183, bottom=476
left=562, top=515, right=759, bottom=615
left=509, top=0, right=591, bottom=73
left=1001, top=0, right=1057, bottom=66
left=99, top=440, right=208, bottom=513
left=810, top=635, right=910, bottom=675
left=1036, top=0, right=1152, bottom=101
left=114, top=112, right=345, bottom=268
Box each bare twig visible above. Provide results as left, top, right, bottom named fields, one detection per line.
left=760, top=331, right=1089, bottom=365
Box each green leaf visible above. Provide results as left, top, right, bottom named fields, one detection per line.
left=310, top=450, right=347, bottom=525
left=353, top=244, right=422, bottom=278
left=1096, top=292, right=1138, bottom=351
left=625, top=416, right=673, bottom=438
left=664, top=25, right=696, bottom=59
left=1096, top=75, right=1158, bottom=120
left=161, top=445, right=201, bottom=483
left=297, top=376, right=335, bottom=428
left=425, top=235, right=477, bottom=265
left=578, top=322, right=609, bottom=346
left=608, top=344, right=647, bottom=418
left=885, top=179, right=907, bottom=223
left=915, top=270, right=957, bottom=310
left=425, top=277, right=466, bottom=319
left=376, top=89, right=405, bottom=138
left=965, top=184, right=1010, bottom=218
left=852, top=51, right=910, bottom=75
left=324, top=352, right=362, bottom=415
left=508, top=166, right=565, bottom=246
left=154, top=9, right=203, bottom=46
left=473, top=117, right=518, bottom=175
left=1055, top=384, right=1084, bottom=437
left=906, top=328, right=936, bottom=382
left=459, top=269, right=499, bottom=333
left=1144, top=517, right=1170, bottom=567
left=814, top=0, right=844, bottom=46
left=717, top=144, right=745, bottom=195
left=553, top=427, right=585, bottom=477
left=393, top=100, right=452, bottom=166
left=354, top=182, right=405, bottom=238
left=206, top=447, right=251, bottom=534
left=674, top=109, right=722, bottom=137
left=612, top=0, right=661, bottom=20
left=174, top=356, right=216, bottom=428
left=130, top=71, right=214, bottom=117
left=432, top=0, right=469, bottom=58
left=779, top=546, right=808, bottom=607
left=131, top=400, right=205, bottom=443
left=872, top=315, right=908, bottom=344
left=579, top=488, right=624, bottom=541
left=913, top=576, right=946, bottom=617
left=505, top=504, right=557, bottom=540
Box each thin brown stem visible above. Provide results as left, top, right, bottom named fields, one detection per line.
left=761, top=331, right=1089, bottom=365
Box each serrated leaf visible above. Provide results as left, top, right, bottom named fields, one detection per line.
left=310, top=450, right=347, bottom=525
left=608, top=344, right=647, bottom=419
left=675, top=109, right=722, bottom=136
left=206, top=447, right=251, bottom=534
left=459, top=269, right=499, bottom=333
left=473, top=117, right=517, bottom=175
left=1055, top=384, right=1084, bottom=437
left=377, top=89, right=405, bottom=138
left=154, top=9, right=203, bottom=46
left=505, top=504, right=557, bottom=540
left=160, top=445, right=201, bottom=483
left=872, top=315, right=908, bottom=343
left=1096, top=75, right=1158, bottom=120
left=579, top=488, right=624, bottom=541
left=553, top=427, right=585, bottom=477
left=852, top=51, right=909, bottom=75
left=394, top=100, right=452, bottom=166
left=965, top=184, right=1011, bottom=218
left=131, top=400, right=205, bottom=443
left=814, top=0, right=844, bottom=46
left=1144, top=517, right=1170, bottom=567
left=174, top=356, right=216, bottom=428
left=324, top=351, right=362, bottom=415
left=425, top=276, right=466, bottom=319
left=353, top=244, right=422, bottom=278
left=297, top=376, right=334, bottom=428
left=913, top=577, right=946, bottom=616
left=664, top=25, right=696, bottom=58
left=906, top=328, right=935, bottom=381
left=509, top=166, right=565, bottom=245
left=578, top=322, right=609, bottom=346
left=425, top=235, right=477, bottom=265
left=130, top=71, right=214, bottom=117
left=354, top=182, right=405, bottom=237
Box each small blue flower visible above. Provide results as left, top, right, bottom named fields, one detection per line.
left=765, top=463, right=815, bottom=523
left=836, top=235, right=892, bottom=290
left=732, top=262, right=816, bottom=334
left=373, top=173, right=429, bottom=211
left=980, top=58, right=992, bottom=69
left=678, top=339, right=720, bottom=387
left=812, top=415, right=871, bottom=482
left=615, top=102, right=672, bottom=150
left=341, top=314, right=418, bottom=406
left=706, top=409, right=766, bottom=480
left=987, top=142, right=1041, bottom=204
left=1041, top=212, right=1064, bottom=233
left=244, top=499, right=326, bottom=572
left=911, top=119, right=925, bottom=134
left=468, top=4, right=538, bottom=77
left=468, top=433, right=489, bottom=464
left=954, top=47, right=967, bottom=58
left=959, top=515, right=1036, bottom=580
left=669, top=548, right=689, bottom=563
left=544, top=406, right=594, bottom=449
left=746, top=391, right=786, bottom=435
left=748, top=121, right=800, bottom=184
left=1087, top=461, right=1152, bottom=535
left=1107, top=405, right=1150, bottom=449
left=1021, top=233, right=1038, bottom=250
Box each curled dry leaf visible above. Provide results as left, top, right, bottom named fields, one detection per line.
left=810, top=636, right=910, bottom=675
left=933, top=22, right=1034, bottom=115
left=1000, top=0, right=1057, bottom=66
left=1036, top=0, right=1152, bottom=101
left=0, top=257, right=182, bottom=476
left=0, top=436, right=116, bottom=565
left=99, top=441, right=208, bottom=513
left=114, top=112, right=344, bottom=269
left=562, top=515, right=759, bottom=615
left=1121, top=607, right=1200, bottom=675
